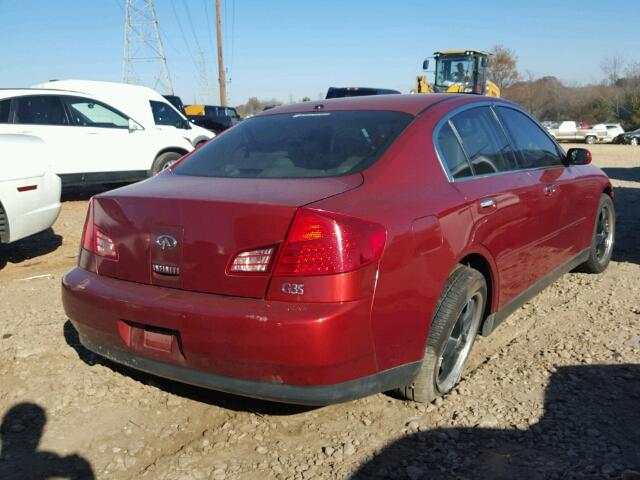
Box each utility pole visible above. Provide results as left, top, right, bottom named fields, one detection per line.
left=123, top=0, right=174, bottom=95
left=215, top=0, right=227, bottom=106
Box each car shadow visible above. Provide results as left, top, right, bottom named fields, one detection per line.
left=0, top=402, right=95, bottom=479
left=351, top=364, right=640, bottom=479
left=63, top=321, right=314, bottom=416
left=0, top=228, right=62, bottom=271
left=61, top=184, right=120, bottom=202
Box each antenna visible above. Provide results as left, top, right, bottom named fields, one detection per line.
left=123, top=0, right=174, bottom=95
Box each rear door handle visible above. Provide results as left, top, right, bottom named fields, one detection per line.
left=544, top=184, right=557, bottom=196
left=479, top=198, right=497, bottom=210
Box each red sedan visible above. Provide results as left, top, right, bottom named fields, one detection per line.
left=62, top=94, right=615, bottom=405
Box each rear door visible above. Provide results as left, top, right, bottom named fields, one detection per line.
left=5, top=95, right=82, bottom=178
left=61, top=95, right=150, bottom=181
left=437, top=105, right=546, bottom=307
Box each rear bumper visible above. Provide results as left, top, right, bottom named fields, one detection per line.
left=62, top=268, right=417, bottom=404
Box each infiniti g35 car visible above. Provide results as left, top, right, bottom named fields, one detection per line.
left=62, top=94, right=615, bottom=405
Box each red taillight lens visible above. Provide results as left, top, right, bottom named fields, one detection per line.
left=80, top=199, right=118, bottom=260
left=274, top=208, right=386, bottom=276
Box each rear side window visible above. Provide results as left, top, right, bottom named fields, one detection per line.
left=64, top=97, right=129, bottom=128
left=496, top=107, right=563, bottom=169
left=0, top=99, right=10, bottom=123
left=450, top=107, right=518, bottom=175
left=437, top=123, right=472, bottom=179
left=150, top=100, right=186, bottom=128
left=173, top=111, right=412, bottom=178
left=13, top=96, right=68, bottom=125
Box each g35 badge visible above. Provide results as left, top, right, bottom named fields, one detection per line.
left=281, top=283, right=305, bottom=295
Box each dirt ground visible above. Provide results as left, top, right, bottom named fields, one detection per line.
left=0, top=144, right=638, bottom=480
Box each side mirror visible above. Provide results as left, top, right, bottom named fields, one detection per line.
left=422, top=59, right=430, bottom=71
left=566, top=148, right=592, bottom=165
left=128, top=119, right=143, bottom=132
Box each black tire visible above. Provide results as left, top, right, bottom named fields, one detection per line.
left=585, top=135, right=596, bottom=145
left=398, top=265, right=487, bottom=403
left=577, top=194, right=615, bottom=274
left=150, top=151, right=183, bottom=175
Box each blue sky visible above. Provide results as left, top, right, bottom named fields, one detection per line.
left=0, top=0, right=636, bottom=106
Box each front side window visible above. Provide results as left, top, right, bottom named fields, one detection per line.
left=496, top=107, right=563, bottom=169
left=13, top=96, right=68, bottom=126
left=173, top=111, right=412, bottom=178
left=0, top=99, right=10, bottom=123
left=450, top=107, right=518, bottom=175
left=437, top=122, right=472, bottom=179
left=150, top=100, right=186, bottom=128
left=64, top=97, right=129, bottom=129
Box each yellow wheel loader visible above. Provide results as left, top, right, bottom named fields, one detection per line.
left=415, top=50, right=500, bottom=97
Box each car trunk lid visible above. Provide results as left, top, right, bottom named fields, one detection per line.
left=92, top=173, right=362, bottom=298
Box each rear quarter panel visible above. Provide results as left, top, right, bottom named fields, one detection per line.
left=309, top=97, right=485, bottom=372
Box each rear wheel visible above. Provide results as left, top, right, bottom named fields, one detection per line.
left=150, top=152, right=183, bottom=175
left=578, top=194, right=615, bottom=273
left=631, top=137, right=639, bottom=146
left=585, top=135, right=596, bottom=145
left=398, top=265, right=486, bottom=403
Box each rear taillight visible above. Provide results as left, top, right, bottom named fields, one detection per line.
left=228, top=247, right=275, bottom=273
left=80, top=199, right=118, bottom=260
left=274, top=208, right=386, bottom=276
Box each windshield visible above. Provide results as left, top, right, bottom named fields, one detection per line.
left=435, top=56, right=474, bottom=87
left=173, top=111, right=412, bottom=178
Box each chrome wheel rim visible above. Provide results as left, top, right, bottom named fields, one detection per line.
left=595, top=204, right=614, bottom=263
left=436, top=293, right=483, bottom=393
left=162, top=159, right=177, bottom=170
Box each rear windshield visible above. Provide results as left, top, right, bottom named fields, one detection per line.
left=173, top=111, right=412, bottom=178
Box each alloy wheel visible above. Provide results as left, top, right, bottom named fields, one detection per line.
left=436, top=292, right=483, bottom=393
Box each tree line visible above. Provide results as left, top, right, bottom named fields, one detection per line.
left=491, top=47, right=640, bottom=130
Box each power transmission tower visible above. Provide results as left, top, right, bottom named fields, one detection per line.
left=123, top=0, right=174, bottom=94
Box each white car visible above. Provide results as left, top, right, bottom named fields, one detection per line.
left=0, top=134, right=61, bottom=243
left=592, top=123, right=625, bottom=143
left=34, top=80, right=214, bottom=148
left=0, top=88, right=197, bottom=186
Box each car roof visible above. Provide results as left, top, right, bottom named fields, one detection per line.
left=258, top=93, right=497, bottom=117
left=0, top=88, right=94, bottom=98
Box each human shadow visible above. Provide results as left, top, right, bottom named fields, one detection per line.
left=351, top=364, right=640, bottom=479
left=63, top=321, right=313, bottom=416
left=0, top=402, right=95, bottom=480
left=0, top=228, right=62, bottom=271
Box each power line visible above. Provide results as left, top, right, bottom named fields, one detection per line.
left=182, top=0, right=202, bottom=52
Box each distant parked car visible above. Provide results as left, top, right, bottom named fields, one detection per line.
left=63, top=94, right=614, bottom=406
left=325, top=87, right=401, bottom=99
left=163, top=95, right=186, bottom=114
left=0, top=88, right=195, bottom=185
left=546, top=121, right=606, bottom=144
left=185, top=105, right=241, bottom=133
left=592, top=123, right=624, bottom=143
left=613, top=128, right=640, bottom=145
left=0, top=134, right=60, bottom=243
left=35, top=80, right=213, bottom=149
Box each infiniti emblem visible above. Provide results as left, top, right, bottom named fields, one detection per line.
left=155, top=234, right=178, bottom=251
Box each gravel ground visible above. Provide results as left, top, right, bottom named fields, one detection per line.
left=0, top=144, right=638, bottom=480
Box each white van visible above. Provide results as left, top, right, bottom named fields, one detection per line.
left=0, top=134, right=61, bottom=243
left=0, top=88, right=196, bottom=186
left=34, top=80, right=214, bottom=148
